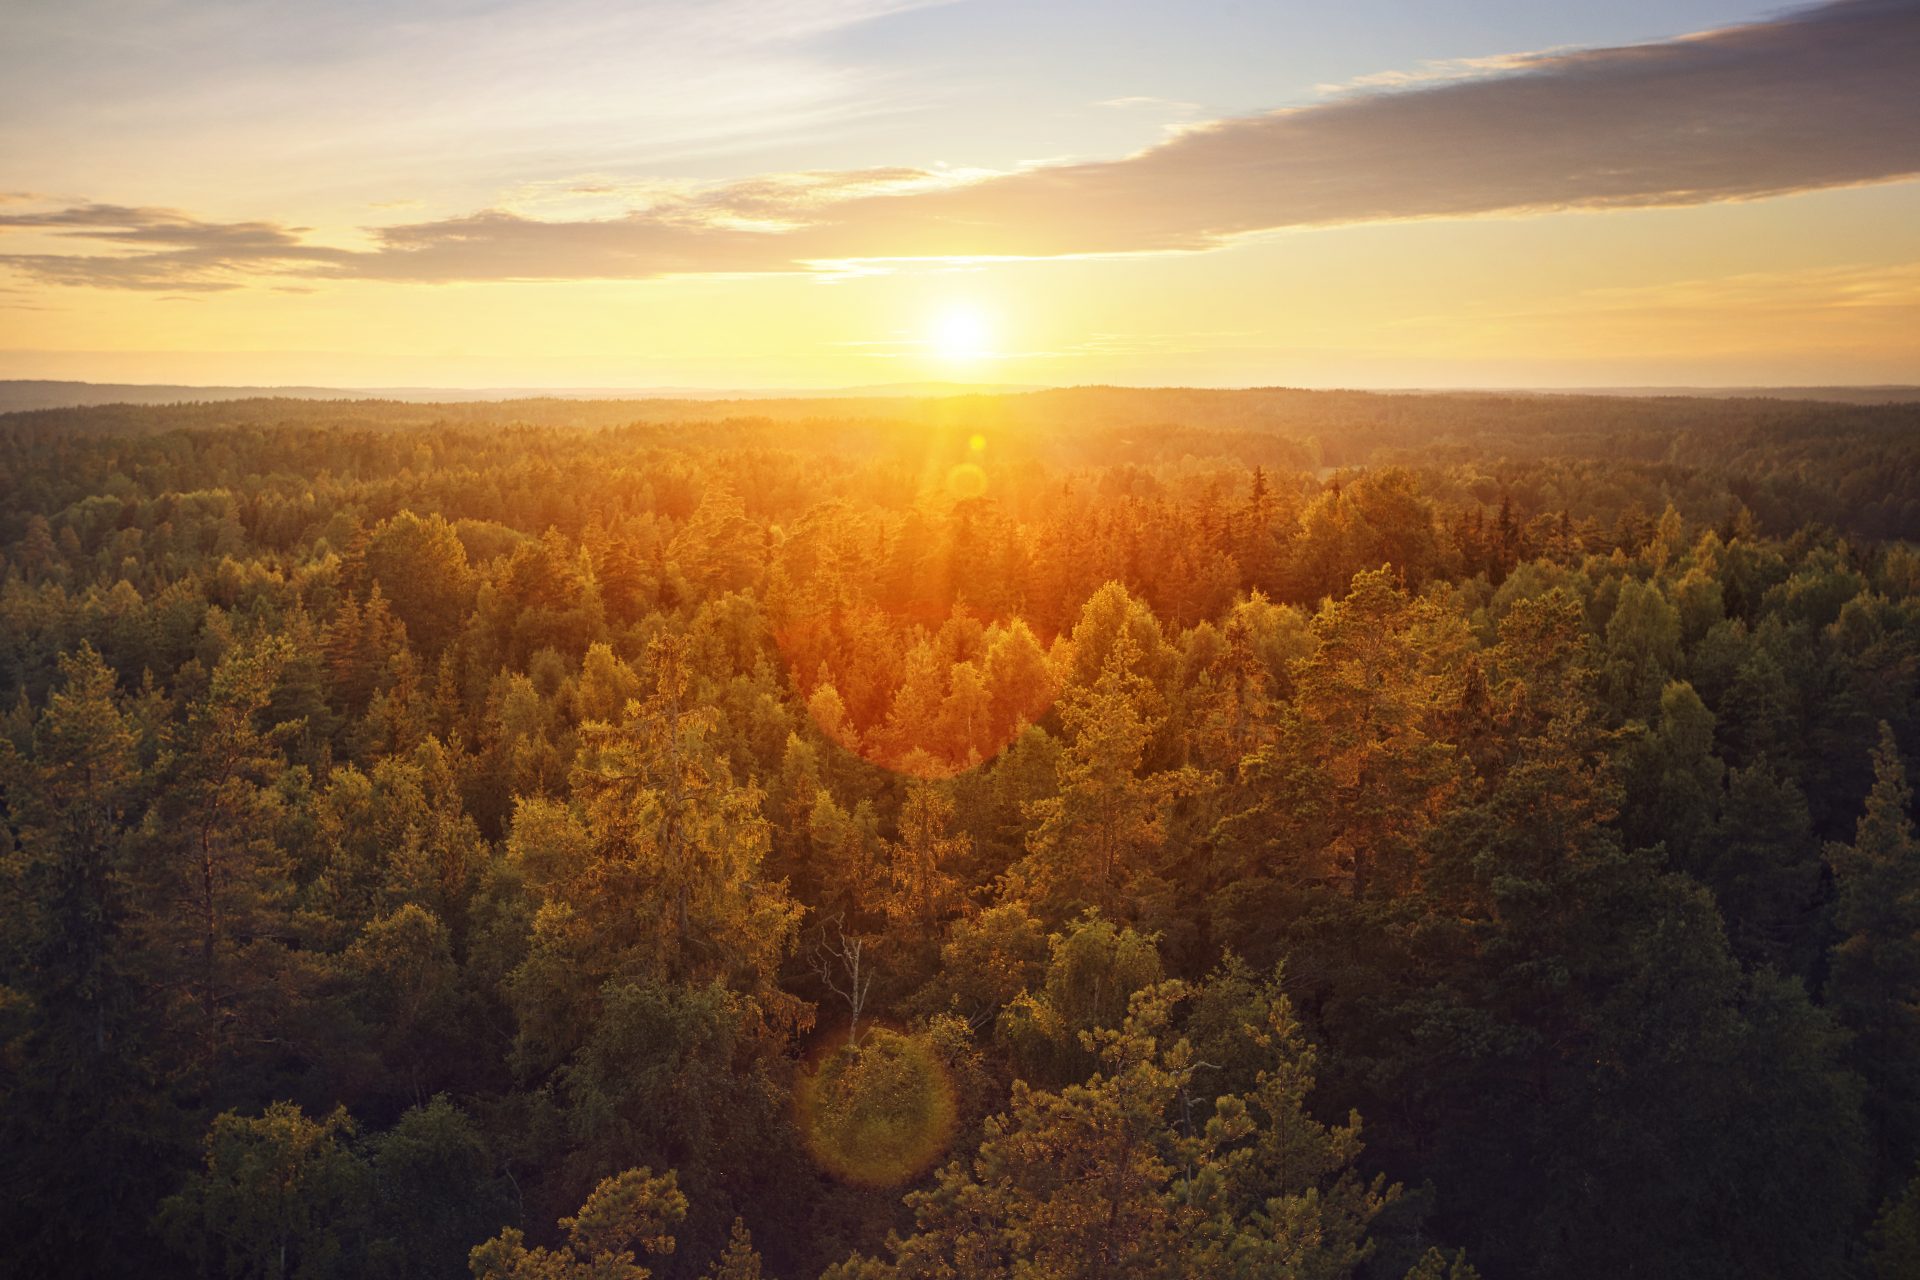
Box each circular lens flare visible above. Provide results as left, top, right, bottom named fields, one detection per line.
left=946, top=462, right=987, bottom=499
left=796, top=1026, right=957, bottom=1187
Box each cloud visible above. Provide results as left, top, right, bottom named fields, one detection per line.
left=826, top=0, right=1920, bottom=258
left=1093, top=96, right=1201, bottom=112
left=1381, top=260, right=1920, bottom=361
left=4, top=0, right=1916, bottom=290
left=1314, top=52, right=1564, bottom=95
left=0, top=203, right=350, bottom=290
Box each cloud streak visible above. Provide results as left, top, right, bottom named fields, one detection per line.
left=4, top=0, right=1916, bottom=290
left=0, top=205, right=351, bottom=291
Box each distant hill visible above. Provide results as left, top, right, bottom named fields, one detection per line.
left=0, top=379, right=1044, bottom=414
left=6, top=379, right=1918, bottom=416
left=1530, top=386, right=1920, bottom=404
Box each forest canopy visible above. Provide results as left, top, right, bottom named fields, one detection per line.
left=3, top=385, right=1920, bottom=1279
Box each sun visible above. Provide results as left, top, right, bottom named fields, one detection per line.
left=929, top=305, right=994, bottom=362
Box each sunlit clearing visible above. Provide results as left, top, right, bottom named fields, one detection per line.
left=930, top=305, right=993, bottom=362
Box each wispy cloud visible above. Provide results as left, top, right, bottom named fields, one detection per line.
left=0, top=204, right=351, bottom=290
left=4, top=0, right=1915, bottom=291
left=2, top=0, right=957, bottom=214
left=1368, top=260, right=1920, bottom=362
left=1094, top=96, right=1201, bottom=112
left=1544, top=262, right=1920, bottom=319
left=1314, top=51, right=1567, bottom=95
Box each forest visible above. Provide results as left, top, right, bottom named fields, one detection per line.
left=4, top=385, right=1920, bottom=1279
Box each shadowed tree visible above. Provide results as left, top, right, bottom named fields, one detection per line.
left=1827, top=722, right=1920, bottom=1179
left=361, top=511, right=474, bottom=658
left=705, top=1218, right=764, bottom=1280
left=158, top=1102, right=370, bottom=1280
left=0, top=644, right=168, bottom=1278
left=137, top=635, right=304, bottom=1079
left=470, top=1166, right=687, bottom=1280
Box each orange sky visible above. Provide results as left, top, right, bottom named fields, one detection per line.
left=3, top=0, right=1917, bottom=389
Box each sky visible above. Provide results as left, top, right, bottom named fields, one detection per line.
left=1, top=0, right=1916, bottom=390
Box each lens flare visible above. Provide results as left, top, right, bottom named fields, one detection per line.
left=946, top=462, right=987, bottom=499
left=796, top=1027, right=958, bottom=1187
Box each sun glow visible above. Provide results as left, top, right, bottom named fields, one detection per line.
left=929, top=304, right=994, bottom=362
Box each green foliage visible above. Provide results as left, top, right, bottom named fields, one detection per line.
left=878, top=780, right=968, bottom=930
left=469, top=1166, right=686, bottom=1280
left=997, top=913, right=1163, bottom=1086
left=562, top=634, right=800, bottom=995
left=359, top=512, right=474, bottom=657
left=1827, top=723, right=1920, bottom=1173
left=842, top=980, right=1394, bottom=1280
left=917, top=900, right=1049, bottom=1024
left=1401, top=1248, right=1480, bottom=1280
left=798, top=1027, right=957, bottom=1187
left=1602, top=578, right=1682, bottom=718
left=554, top=978, right=785, bottom=1201
left=6, top=392, right=1920, bottom=1278
left=365, top=1096, right=515, bottom=1280
left=158, top=1102, right=369, bottom=1280
left=1021, top=628, right=1201, bottom=919
left=0, top=643, right=168, bottom=1275
left=704, top=1218, right=764, bottom=1280
left=1868, top=1171, right=1920, bottom=1280
left=4, top=643, right=141, bottom=1035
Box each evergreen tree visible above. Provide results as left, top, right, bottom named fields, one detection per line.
left=1021, top=631, right=1199, bottom=919
left=158, top=1102, right=370, bottom=1280
left=506, top=634, right=803, bottom=1067
left=1828, top=722, right=1920, bottom=1179
left=879, top=780, right=969, bottom=931
left=833, top=980, right=1398, bottom=1280
left=136, top=635, right=303, bottom=1080
left=0, top=644, right=166, bottom=1277
left=705, top=1218, right=764, bottom=1280
left=470, top=1167, right=687, bottom=1280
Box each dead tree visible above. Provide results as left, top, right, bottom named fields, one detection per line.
left=809, top=913, right=876, bottom=1047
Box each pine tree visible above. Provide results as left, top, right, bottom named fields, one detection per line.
left=1868, top=1171, right=1920, bottom=1280
left=0, top=645, right=164, bottom=1276
left=1021, top=631, right=1199, bottom=919
left=136, top=635, right=301, bottom=1076
left=4, top=644, right=141, bottom=1059
left=506, top=634, right=804, bottom=1065
left=880, top=781, right=969, bottom=930
left=1277, top=569, right=1463, bottom=898
left=470, top=1167, right=687, bottom=1280
left=1828, top=722, right=1920, bottom=1176
left=158, top=1102, right=370, bottom=1280
left=832, top=980, right=1396, bottom=1280
left=705, top=1218, right=764, bottom=1280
